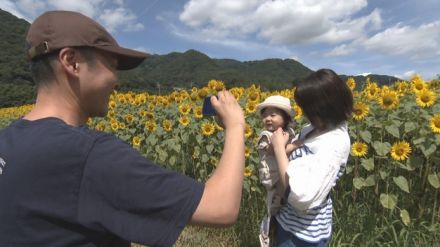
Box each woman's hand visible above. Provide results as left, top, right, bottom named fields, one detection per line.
left=271, top=127, right=290, bottom=152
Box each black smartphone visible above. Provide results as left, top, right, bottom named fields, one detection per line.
left=202, top=96, right=216, bottom=116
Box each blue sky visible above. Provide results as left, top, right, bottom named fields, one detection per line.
left=2, top=0, right=440, bottom=80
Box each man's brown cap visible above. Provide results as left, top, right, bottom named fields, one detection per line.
left=26, top=10, right=148, bottom=70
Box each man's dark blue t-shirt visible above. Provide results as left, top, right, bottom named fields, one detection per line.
left=0, top=118, right=204, bottom=247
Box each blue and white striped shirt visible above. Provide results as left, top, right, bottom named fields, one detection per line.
left=275, top=123, right=350, bottom=243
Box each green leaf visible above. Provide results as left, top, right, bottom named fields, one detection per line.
left=345, top=165, right=353, bottom=174
left=412, top=137, right=425, bottom=145
left=379, top=170, right=389, bottom=180
left=201, top=154, right=209, bottom=163
left=360, top=130, right=372, bottom=143
left=373, top=141, right=391, bottom=156
left=380, top=193, right=397, bottom=210
left=400, top=209, right=411, bottom=226
left=408, top=155, right=424, bottom=169
left=393, top=176, right=410, bottom=193
left=361, top=158, right=374, bottom=171
left=364, top=175, right=375, bottom=187
left=420, top=143, right=437, bottom=157
left=428, top=173, right=440, bottom=189
left=385, top=125, right=400, bottom=138
left=206, top=144, right=214, bottom=154
left=404, top=122, right=416, bottom=133
left=353, top=178, right=364, bottom=190
left=169, top=156, right=176, bottom=166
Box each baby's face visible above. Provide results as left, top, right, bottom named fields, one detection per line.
left=261, top=107, right=286, bottom=131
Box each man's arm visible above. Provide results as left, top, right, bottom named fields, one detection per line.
left=190, top=91, right=245, bottom=226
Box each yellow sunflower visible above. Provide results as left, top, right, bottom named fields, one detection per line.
left=162, top=119, right=173, bottom=132
left=179, top=115, right=190, bottom=126
left=210, top=157, right=219, bottom=167
left=394, top=81, right=410, bottom=95
left=244, top=167, right=252, bottom=177
left=346, top=77, right=356, bottom=91
left=194, top=107, right=203, bottom=119
left=377, top=89, right=399, bottom=110
left=118, top=122, right=126, bottom=130
left=363, top=82, right=380, bottom=100
left=351, top=142, right=368, bottom=157
left=139, top=109, right=147, bottom=117
left=125, top=114, right=134, bottom=124
left=178, top=103, right=192, bottom=115
left=390, top=141, right=411, bottom=161
left=198, top=87, right=209, bottom=99
left=108, top=100, right=116, bottom=109
left=145, top=121, right=157, bottom=132
left=415, top=89, right=436, bottom=108
left=245, top=102, right=257, bottom=114
left=430, top=114, right=440, bottom=133
left=293, top=104, right=303, bottom=120
left=95, top=122, right=106, bottom=131
left=411, top=74, right=427, bottom=93
left=201, top=122, right=216, bottom=136
left=352, top=102, right=369, bottom=121
left=247, top=91, right=260, bottom=103
left=245, top=147, right=251, bottom=158
left=107, top=110, right=115, bottom=118
left=245, top=124, right=253, bottom=138
left=190, top=92, right=198, bottom=101
left=132, top=136, right=141, bottom=147
left=111, top=121, right=119, bottom=132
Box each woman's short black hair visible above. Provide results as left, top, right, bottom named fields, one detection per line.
left=294, top=68, right=353, bottom=130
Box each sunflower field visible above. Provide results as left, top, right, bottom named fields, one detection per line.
left=1, top=75, right=439, bottom=246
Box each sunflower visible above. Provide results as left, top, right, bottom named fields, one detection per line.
left=244, top=167, right=252, bottom=177
left=95, top=122, right=106, bottom=131
left=247, top=91, right=260, bottom=103
left=245, top=147, right=251, bottom=158
left=145, top=121, right=157, bottom=132
left=132, top=136, right=141, bottom=147
left=178, top=103, right=192, bottom=115
left=179, top=115, right=190, bottom=126
left=125, top=114, right=134, bottom=124
left=352, top=102, right=369, bottom=121
left=190, top=92, right=198, bottom=101
left=411, top=74, right=427, bottom=93
left=198, top=87, right=209, bottom=99
left=415, top=89, right=436, bottom=108
left=162, top=119, right=173, bottom=132
left=111, top=121, right=119, bottom=132
left=293, top=104, right=303, bottom=120
left=194, top=107, right=203, bottom=119
left=390, top=141, right=411, bottom=161
left=346, top=77, right=356, bottom=91
left=244, top=124, right=253, bottom=138
left=351, top=142, right=368, bottom=157
left=210, top=158, right=219, bottom=167
left=108, top=100, right=116, bottom=109
left=394, top=81, right=410, bottom=95
left=139, top=109, right=147, bottom=117
left=363, top=82, right=380, bottom=100
left=201, top=122, right=216, bottom=136
left=107, top=110, right=115, bottom=118
left=245, top=102, right=257, bottom=114
left=118, top=122, right=126, bottom=130
left=377, top=89, right=399, bottom=110
left=430, top=114, right=440, bottom=133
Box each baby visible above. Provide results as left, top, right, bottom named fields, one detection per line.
left=256, top=95, right=297, bottom=247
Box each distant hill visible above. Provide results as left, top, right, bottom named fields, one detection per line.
left=0, top=9, right=400, bottom=106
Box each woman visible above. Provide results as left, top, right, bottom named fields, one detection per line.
left=271, top=69, right=353, bottom=247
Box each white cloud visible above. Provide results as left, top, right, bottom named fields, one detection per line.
left=178, top=0, right=381, bottom=45
left=99, top=7, right=144, bottom=32
left=357, top=72, right=371, bottom=76
left=363, top=21, right=440, bottom=60
left=325, top=44, right=355, bottom=56
left=0, top=0, right=27, bottom=19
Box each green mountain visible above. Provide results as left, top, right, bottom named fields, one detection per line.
left=0, top=9, right=400, bottom=107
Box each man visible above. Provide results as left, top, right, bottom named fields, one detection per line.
left=0, top=10, right=245, bottom=247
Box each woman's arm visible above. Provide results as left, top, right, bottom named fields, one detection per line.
left=271, top=128, right=290, bottom=191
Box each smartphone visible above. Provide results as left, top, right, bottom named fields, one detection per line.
left=202, top=96, right=216, bottom=116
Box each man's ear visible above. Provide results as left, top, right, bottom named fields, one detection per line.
left=58, top=47, right=79, bottom=76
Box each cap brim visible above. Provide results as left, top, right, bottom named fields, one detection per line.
left=96, top=46, right=148, bottom=70
left=256, top=102, right=295, bottom=117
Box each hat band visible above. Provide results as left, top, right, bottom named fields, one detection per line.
left=28, top=41, right=50, bottom=60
